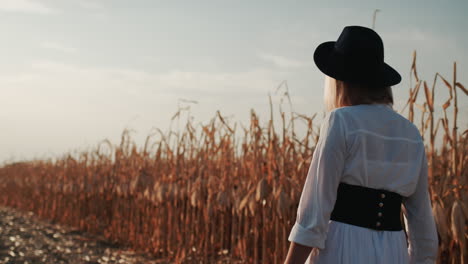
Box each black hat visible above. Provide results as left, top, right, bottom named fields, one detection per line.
left=314, top=25, right=401, bottom=87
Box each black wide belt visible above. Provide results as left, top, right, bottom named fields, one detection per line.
left=330, top=182, right=403, bottom=231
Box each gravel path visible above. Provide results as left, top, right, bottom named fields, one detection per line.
left=0, top=206, right=167, bottom=264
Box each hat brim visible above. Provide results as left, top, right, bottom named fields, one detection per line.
left=313, top=41, right=401, bottom=87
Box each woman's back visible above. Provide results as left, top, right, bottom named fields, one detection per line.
left=288, top=103, right=439, bottom=264
left=336, top=103, right=424, bottom=196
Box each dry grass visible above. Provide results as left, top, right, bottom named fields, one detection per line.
left=0, top=51, right=466, bottom=263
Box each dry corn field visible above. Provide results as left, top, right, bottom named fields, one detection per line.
left=0, top=52, right=467, bottom=264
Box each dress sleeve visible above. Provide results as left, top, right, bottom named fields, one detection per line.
left=288, top=110, right=347, bottom=249
left=402, top=145, right=439, bottom=264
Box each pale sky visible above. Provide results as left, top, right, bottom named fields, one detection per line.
left=1, top=0, right=467, bottom=163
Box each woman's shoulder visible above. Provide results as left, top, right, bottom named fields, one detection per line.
left=330, top=104, right=424, bottom=142
left=332, top=103, right=403, bottom=122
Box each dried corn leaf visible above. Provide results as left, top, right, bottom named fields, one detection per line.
left=455, top=82, right=468, bottom=96
left=276, top=190, right=290, bottom=219
left=190, top=188, right=203, bottom=208
left=255, top=177, right=271, bottom=201
left=412, top=81, right=422, bottom=100
left=238, top=190, right=253, bottom=213
left=414, top=102, right=426, bottom=113
left=216, top=191, right=230, bottom=210
left=433, top=199, right=449, bottom=244
left=423, top=81, right=434, bottom=111
left=450, top=200, right=466, bottom=247
left=424, top=115, right=431, bottom=131
left=411, top=51, right=419, bottom=81
left=434, top=119, right=442, bottom=137
left=438, top=74, right=453, bottom=97
left=442, top=99, right=451, bottom=110
left=247, top=193, right=257, bottom=216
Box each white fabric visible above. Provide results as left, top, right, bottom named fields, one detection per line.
left=288, top=103, right=438, bottom=264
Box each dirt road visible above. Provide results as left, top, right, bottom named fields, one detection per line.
left=0, top=206, right=167, bottom=264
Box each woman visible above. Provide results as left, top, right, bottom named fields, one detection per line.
left=284, top=26, right=439, bottom=264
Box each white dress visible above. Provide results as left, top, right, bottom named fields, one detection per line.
left=288, top=103, right=439, bottom=264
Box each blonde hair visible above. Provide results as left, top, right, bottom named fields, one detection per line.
left=323, top=75, right=394, bottom=112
